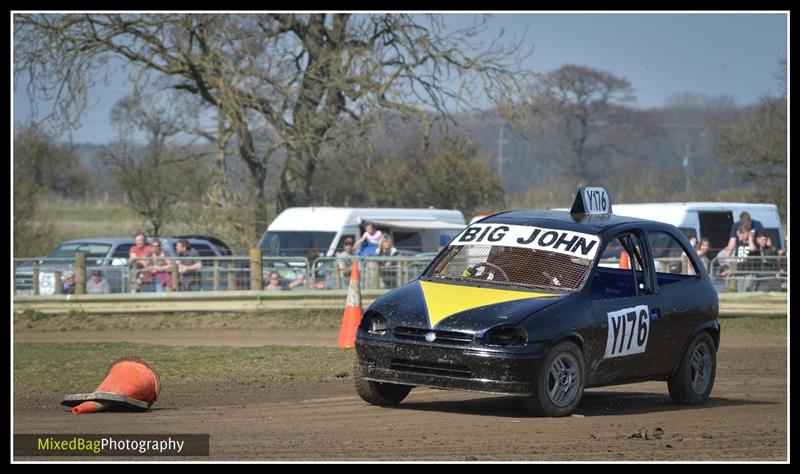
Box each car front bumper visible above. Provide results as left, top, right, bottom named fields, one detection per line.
left=355, top=332, right=549, bottom=396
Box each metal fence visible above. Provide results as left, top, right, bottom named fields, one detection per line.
left=14, top=252, right=786, bottom=296
left=13, top=255, right=438, bottom=295
left=708, top=254, right=787, bottom=293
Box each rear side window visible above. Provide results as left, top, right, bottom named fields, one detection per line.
left=193, top=244, right=217, bottom=257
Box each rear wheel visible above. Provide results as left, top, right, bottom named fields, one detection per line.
left=668, top=331, right=716, bottom=405
left=353, top=358, right=412, bottom=406
left=525, top=341, right=585, bottom=417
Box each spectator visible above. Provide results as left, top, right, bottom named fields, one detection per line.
left=129, top=232, right=154, bottom=292
left=62, top=271, right=76, bottom=295
left=355, top=222, right=382, bottom=257
left=86, top=269, right=111, bottom=294
left=335, top=237, right=357, bottom=289
left=724, top=222, right=753, bottom=258
left=336, top=238, right=356, bottom=268
left=289, top=248, right=320, bottom=290
left=751, top=231, right=779, bottom=291
left=726, top=212, right=764, bottom=252
left=175, top=239, right=202, bottom=291
left=725, top=223, right=756, bottom=292
left=265, top=271, right=283, bottom=291
left=687, top=238, right=711, bottom=276
left=148, top=240, right=173, bottom=293
left=376, top=234, right=399, bottom=288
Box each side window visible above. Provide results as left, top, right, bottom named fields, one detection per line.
left=336, top=235, right=356, bottom=250
left=111, top=244, right=133, bottom=264
left=646, top=231, right=696, bottom=284
left=591, top=233, right=651, bottom=299
left=193, top=244, right=216, bottom=257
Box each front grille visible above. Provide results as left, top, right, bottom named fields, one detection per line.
left=394, top=327, right=473, bottom=345
left=390, top=359, right=472, bottom=378
left=15, top=273, right=33, bottom=290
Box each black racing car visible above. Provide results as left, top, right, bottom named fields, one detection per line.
left=354, top=187, right=720, bottom=416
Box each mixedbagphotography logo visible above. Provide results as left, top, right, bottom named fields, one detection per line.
left=14, top=434, right=209, bottom=457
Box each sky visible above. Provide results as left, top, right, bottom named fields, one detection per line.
left=12, top=11, right=789, bottom=144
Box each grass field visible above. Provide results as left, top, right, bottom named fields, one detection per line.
left=14, top=309, right=787, bottom=336
left=34, top=204, right=144, bottom=243
left=29, top=202, right=213, bottom=255
left=15, top=309, right=345, bottom=332
left=13, top=310, right=785, bottom=399
left=14, top=341, right=354, bottom=403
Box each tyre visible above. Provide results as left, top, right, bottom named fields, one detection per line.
left=668, top=331, right=716, bottom=405
left=525, top=341, right=585, bottom=417
left=353, top=358, right=412, bottom=406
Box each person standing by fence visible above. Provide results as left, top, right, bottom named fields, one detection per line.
left=376, top=234, right=399, bottom=288
left=751, top=231, right=779, bottom=291
left=175, top=239, right=202, bottom=291
left=129, top=233, right=154, bottom=292
left=148, top=240, right=173, bottom=293
left=86, top=269, right=111, bottom=294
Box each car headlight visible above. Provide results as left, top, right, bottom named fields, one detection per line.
left=360, top=310, right=388, bottom=334
left=483, top=324, right=528, bottom=347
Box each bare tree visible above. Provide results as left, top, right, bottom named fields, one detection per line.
left=715, top=59, right=787, bottom=219
left=101, top=94, right=209, bottom=236
left=15, top=13, right=535, bottom=237
left=535, top=64, right=634, bottom=187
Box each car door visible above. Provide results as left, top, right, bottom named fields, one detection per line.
left=587, top=231, right=664, bottom=386
left=644, top=228, right=714, bottom=373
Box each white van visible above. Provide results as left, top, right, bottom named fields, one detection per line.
left=611, top=202, right=784, bottom=259
left=258, top=207, right=466, bottom=257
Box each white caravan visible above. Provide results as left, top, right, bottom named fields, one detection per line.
left=611, top=202, right=784, bottom=259
left=258, top=207, right=466, bottom=257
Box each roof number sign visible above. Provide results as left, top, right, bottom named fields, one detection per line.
left=571, top=187, right=612, bottom=215
left=451, top=224, right=601, bottom=260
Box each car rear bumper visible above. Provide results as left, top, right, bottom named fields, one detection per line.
left=355, top=333, right=548, bottom=395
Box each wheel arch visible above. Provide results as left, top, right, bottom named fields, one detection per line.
left=552, top=330, right=586, bottom=354
left=670, top=321, right=720, bottom=375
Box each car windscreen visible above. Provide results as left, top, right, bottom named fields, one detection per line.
left=47, top=243, right=113, bottom=262
left=258, top=231, right=337, bottom=257
left=421, top=223, right=600, bottom=292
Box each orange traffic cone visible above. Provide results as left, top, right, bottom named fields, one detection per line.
left=619, top=250, right=630, bottom=270
left=61, top=357, right=161, bottom=414
left=337, top=261, right=363, bottom=349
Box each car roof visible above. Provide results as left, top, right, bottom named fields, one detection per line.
left=481, top=210, right=656, bottom=234
left=172, top=235, right=232, bottom=253
left=59, top=238, right=136, bottom=245
left=58, top=237, right=217, bottom=248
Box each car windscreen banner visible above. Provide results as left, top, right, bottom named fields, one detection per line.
left=450, top=224, right=600, bottom=260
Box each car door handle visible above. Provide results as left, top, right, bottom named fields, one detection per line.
left=650, top=308, right=662, bottom=321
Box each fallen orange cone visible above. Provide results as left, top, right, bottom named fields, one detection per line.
left=337, top=261, right=363, bottom=349
left=61, top=357, right=161, bottom=414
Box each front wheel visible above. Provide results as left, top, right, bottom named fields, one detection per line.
left=353, top=358, right=412, bottom=406
left=525, top=341, right=585, bottom=417
left=668, top=331, right=716, bottom=405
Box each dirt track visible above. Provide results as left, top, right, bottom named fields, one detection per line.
left=14, top=332, right=787, bottom=461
